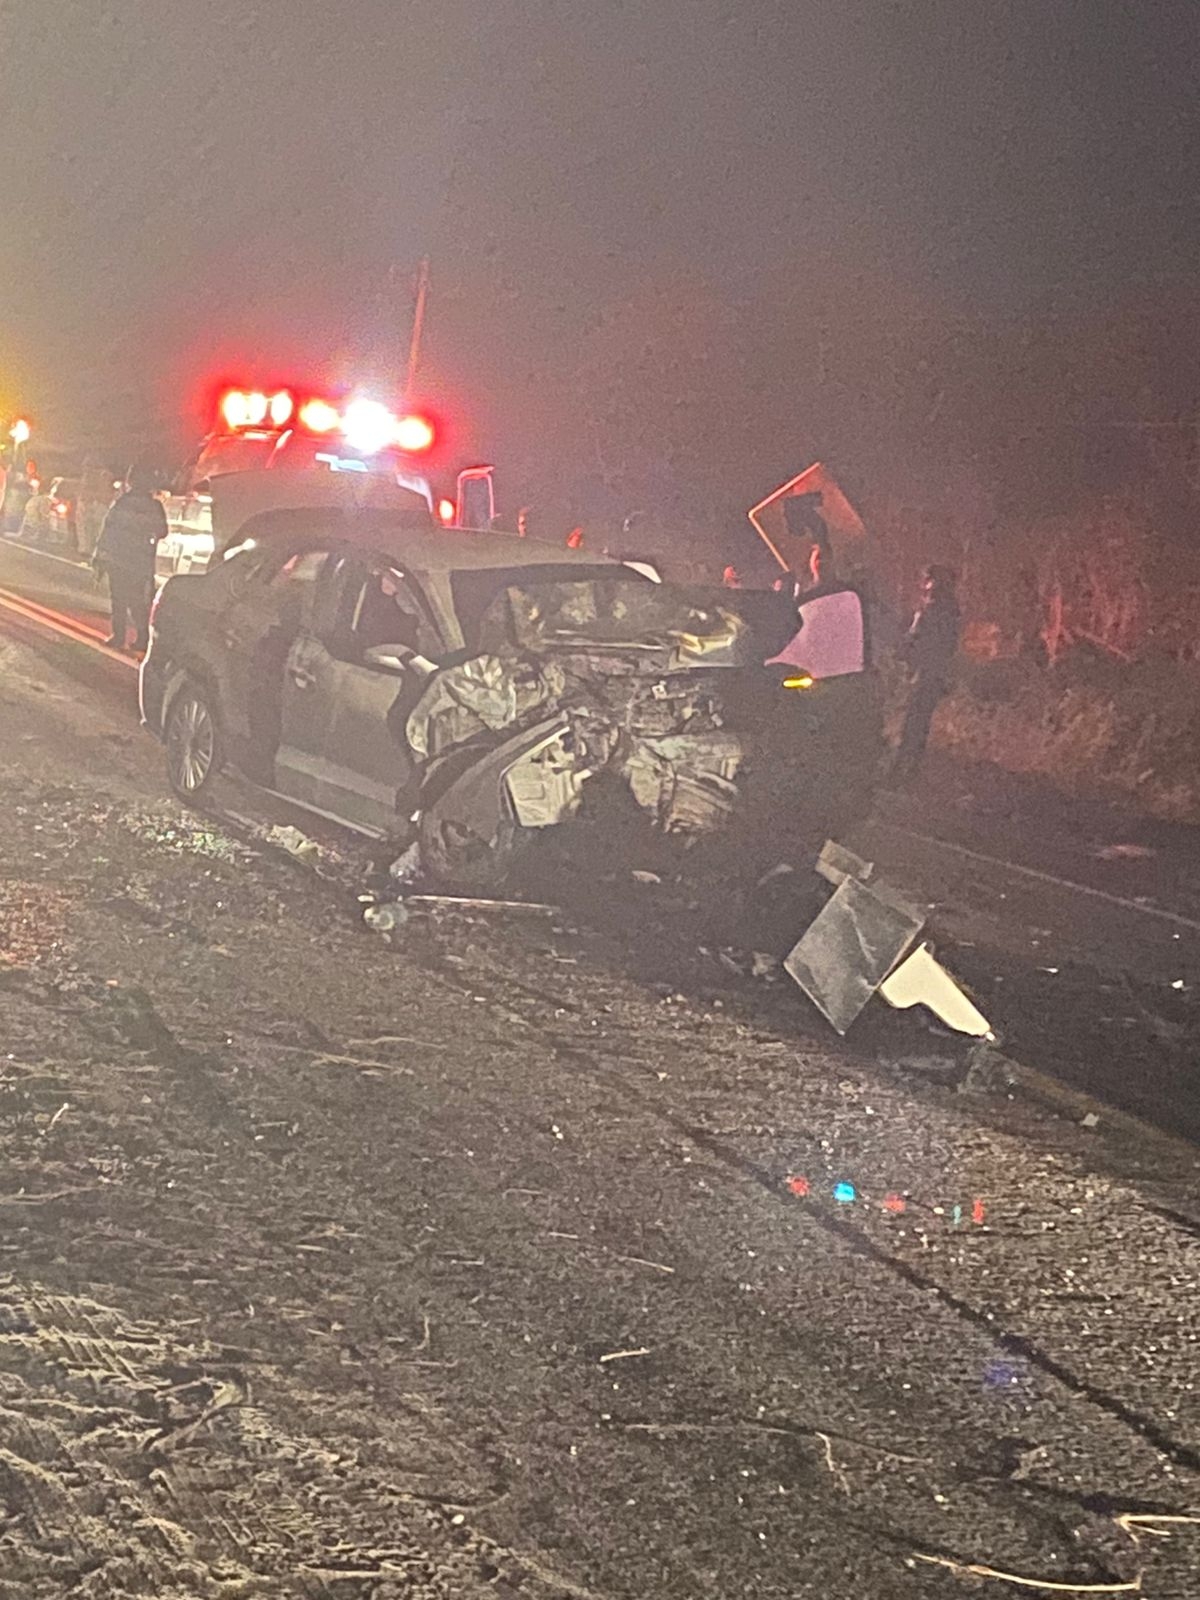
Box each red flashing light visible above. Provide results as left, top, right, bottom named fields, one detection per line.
left=221, top=387, right=293, bottom=430
left=220, top=389, right=250, bottom=429
left=269, top=389, right=294, bottom=427
left=436, top=497, right=455, bottom=525
left=299, top=397, right=340, bottom=433
left=394, top=413, right=435, bottom=453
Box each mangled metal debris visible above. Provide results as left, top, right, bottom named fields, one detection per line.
left=878, top=945, right=991, bottom=1038
left=785, top=872, right=927, bottom=1035
left=785, top=841, right=993, bottom=1039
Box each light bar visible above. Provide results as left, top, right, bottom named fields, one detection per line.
left=299, top=397, right=340, bottom=433
left=394, top=413, right=436, bottom=453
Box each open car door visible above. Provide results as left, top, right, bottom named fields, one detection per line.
left=748, top=463, right=870, bottom=586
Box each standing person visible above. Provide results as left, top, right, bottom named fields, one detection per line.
left=18, top=477, right=54, bottom=543
left=93, top=463, right=166, bottom=652
left=77, top=456, right=116, bottom=558
left=892, top=563, right=961, bottom=783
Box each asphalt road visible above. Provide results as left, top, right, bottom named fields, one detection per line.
left=0, top=535, right=1198, bottom=1597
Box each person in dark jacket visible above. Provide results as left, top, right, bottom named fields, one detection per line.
left=892, top=563, right=961, bottom=782
left=93, top=463, right=167, bottom=651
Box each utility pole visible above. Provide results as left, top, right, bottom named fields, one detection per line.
left=405, top=257, right=430, bottom=397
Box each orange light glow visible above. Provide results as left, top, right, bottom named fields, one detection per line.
left=436, top=497, right=455, bottom=525
left=299, top=397, right=340, bottom=433
left=394, top=413, right=436, bottom=453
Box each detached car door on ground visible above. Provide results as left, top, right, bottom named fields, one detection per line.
left=275, top=552, right=435, bottom=835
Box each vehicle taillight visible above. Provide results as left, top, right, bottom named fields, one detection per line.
left=268, top=389, right=294, bottom=426
left=394, top=413, right=435, bottom=452
left=299, top=397, right=340, bottom=433
left=436, top=497, right=455, bottom=525
left=53, top=501, right=68, bottom=515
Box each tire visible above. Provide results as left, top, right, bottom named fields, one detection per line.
left=164, top=682, right=224, bottom=803
left=417, top=808, right=530, bottom=894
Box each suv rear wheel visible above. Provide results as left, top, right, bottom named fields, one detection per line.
left=165, top=682, right=223, bottom=802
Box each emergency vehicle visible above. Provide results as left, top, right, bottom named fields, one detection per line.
left=157, top=386, right=447, bottom=578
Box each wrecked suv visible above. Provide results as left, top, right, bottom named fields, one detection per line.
left=140, top=509, right=881, bottom=889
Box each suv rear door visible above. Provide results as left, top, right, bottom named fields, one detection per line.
left=217, top=543, right=331, bottom=781
left=275, top=551, right=438, bottom=835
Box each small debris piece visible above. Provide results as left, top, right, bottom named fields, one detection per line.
left=785, top=874, right=926, bottom=1035
left=266, top=824, right=320, bottom=863
left=1094, top=842, right=1154, bottom=860
left=1081, top=1111, right=1100, bottom=1129
left=815, top=839, right=875, bottom=888
left=404, top=894, right=558, bottom=916
left=599, top=1347, right=653, bottom=1363
left=786, top=1176, right=810, bottom=1197
left=40, top=1102, right=69, bottom=1136
left=878, top=944, right=992, bottom=1039
left=364, top=902, right=410, bottom=933
left=388, top=840, right=423, bottom=887
left=631, top=869, right=662, bottom=885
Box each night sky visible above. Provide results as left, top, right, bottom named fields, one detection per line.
left=1, top=0, right=1197, bottom=507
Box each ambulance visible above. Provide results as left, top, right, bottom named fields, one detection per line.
left=157, top=386, right=444, bottom=578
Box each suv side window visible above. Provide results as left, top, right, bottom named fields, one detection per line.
left=270, top=549, right=328, bottom=587
left=319, top=554, right=440, bottom=662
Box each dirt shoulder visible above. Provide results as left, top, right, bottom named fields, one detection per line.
left=0, top=632, right=1198, bottom=1599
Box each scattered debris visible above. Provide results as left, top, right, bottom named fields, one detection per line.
left=1081, top=1111, right=1100, bottom=1129
left=121, top=809, right=250, bottom=864
left=40, top=1101, right=69, bottom=1136
left=266, top=824, right=321, bottom=864
left=614, top=1255, right=675, bottom=1275
left=784, top=871, right=927, bottom=1035
left=912, top=1510, right=1200, bottom=1594
left=364, top=901, right=410, bottom=934
left=815, top=838, right=875, bottom=888
left=1094, top=843, right=1155, bottom=861
left=631, top=869, right=663, bottom=885
left=784, top=841, right=992, bottom=1040
left=599, top=1347, right=654, bottom=1364
left=387, top=840, right=423, bottom=888
left=879, top=945, right=992, bottom=1039
left=404, top=894, right=559, bottom=916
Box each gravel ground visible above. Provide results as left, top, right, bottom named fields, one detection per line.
left=0, top=631, right=1198, bottom=1598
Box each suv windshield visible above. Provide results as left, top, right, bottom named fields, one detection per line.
left=451, top=566, right=794, bottom=666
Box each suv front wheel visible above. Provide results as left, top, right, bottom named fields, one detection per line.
left=164, top=681, right=224, bottom=803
